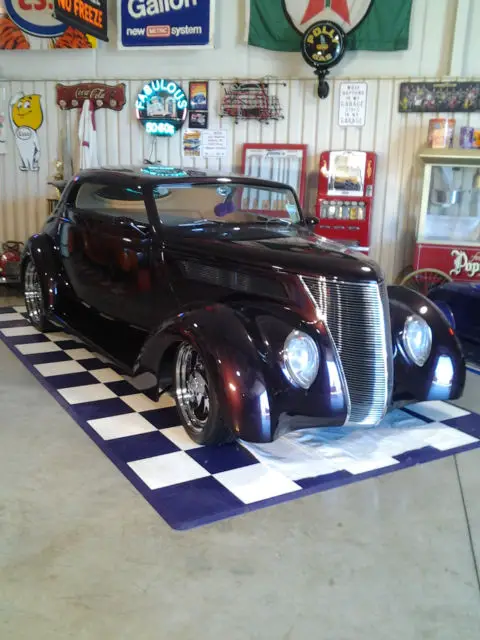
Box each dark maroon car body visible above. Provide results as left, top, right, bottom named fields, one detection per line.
left=22, top=166, right=465, bottom=442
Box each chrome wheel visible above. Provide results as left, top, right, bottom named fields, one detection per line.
left=175, top=343, right=210, bottom=433
left=24, top=260, right=44, bottom=326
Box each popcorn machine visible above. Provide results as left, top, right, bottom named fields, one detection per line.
left=400, top=146, right=480, bottom=292
left=314, top=150, right=376, bottom=254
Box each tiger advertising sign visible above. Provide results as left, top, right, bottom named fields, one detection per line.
left=0, top=0, right=97, bottom=49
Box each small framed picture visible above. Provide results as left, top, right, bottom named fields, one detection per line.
left=188, top=110, right=209, bottom=129
left=189, top=81, right=208, bottom=111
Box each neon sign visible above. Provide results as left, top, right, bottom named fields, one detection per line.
left=136, top=79, right=188, bottom=137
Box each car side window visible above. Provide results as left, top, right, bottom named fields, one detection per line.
left=74, top=182, right=149, bottom=224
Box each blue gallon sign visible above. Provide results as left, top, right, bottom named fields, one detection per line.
left=118, top=0, right=215, bottom=49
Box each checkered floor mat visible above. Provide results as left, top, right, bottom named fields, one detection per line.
left=1, top=306, right=480, bottom=531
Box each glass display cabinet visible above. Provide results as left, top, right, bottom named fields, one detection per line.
left=401, top=147, right=480, bottom=292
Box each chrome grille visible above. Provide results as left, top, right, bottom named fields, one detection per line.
left=301, top=276, right=393, bottom=426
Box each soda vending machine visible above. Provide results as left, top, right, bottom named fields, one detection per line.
left=314, top=150, right=376, bottom=254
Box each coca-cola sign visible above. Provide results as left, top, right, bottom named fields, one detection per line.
left=450, top=249, right=480, bottom=278
left=56, top=83, right=126, bottom=111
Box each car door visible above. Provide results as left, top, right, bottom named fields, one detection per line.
left=59, top=179, right=173, bottom=332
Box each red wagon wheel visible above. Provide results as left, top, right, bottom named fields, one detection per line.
left=400, top=268, right=452, bottom=295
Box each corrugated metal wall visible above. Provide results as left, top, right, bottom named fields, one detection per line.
left=1, top=77, right=479, bottom=282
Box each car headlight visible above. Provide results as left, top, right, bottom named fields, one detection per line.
left=401, top=315, right=432, bottom=366
left=283, top=330, right=320, bottom=389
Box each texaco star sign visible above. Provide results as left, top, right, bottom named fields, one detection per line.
left=284, top=0, right=373, bottom=34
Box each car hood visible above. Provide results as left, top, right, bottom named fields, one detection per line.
left=166, top=224, right=384, bottom=283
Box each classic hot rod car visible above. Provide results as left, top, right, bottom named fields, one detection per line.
left=22, top=165, right=465, bottom=444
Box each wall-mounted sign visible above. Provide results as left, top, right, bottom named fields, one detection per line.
left=136, top=80, right=188, bottom=137
left=56, top=83, right=126, bottom=111
left=301, top=20, right=346, bottom=99
left=202, top=129, right=227, bottom=159
left=189, top=81, right=208, bottom=110
left=338, top=82, right=368, bottom=127
left=4, top=0, right=65, bottom=37
left=53, top=0, right=108, bottom=42
left=0, top=0, right=96, bottom=48
left=188, top=110, right=208, bottom=129
left=9, top=91, right=44, bottom=172
left=118, top=0, right=215, bottom=50
left=182, top=128, right=227, bottom=158
left=399, top=82, right=480, bottom=113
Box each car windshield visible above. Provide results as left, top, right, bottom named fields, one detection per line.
left=151, top=182, right=301, bottom=226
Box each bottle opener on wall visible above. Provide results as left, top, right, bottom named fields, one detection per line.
left=56, top=83, right=126, bottom=111
left=9, top=92, right=44, bottom=171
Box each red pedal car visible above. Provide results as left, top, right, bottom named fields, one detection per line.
left=0, top=241, right=23, bottom=285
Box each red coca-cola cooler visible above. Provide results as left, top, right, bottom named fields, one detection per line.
left=314, top=150, right=376, bottom=254
left=400, top=147, right=480, bottom=293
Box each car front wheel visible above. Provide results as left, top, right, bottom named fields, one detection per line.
left=174, top=341, right=231, bottom=445
left=23, top=259, right=54, bottom=332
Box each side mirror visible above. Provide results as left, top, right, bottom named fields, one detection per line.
left=304, top=216, right=319, bottom=225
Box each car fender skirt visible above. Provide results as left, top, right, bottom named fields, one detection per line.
left=388, top=286, right=466, bottom=402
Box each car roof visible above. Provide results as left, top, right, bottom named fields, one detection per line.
left=75, top=165, right=295, bottom=192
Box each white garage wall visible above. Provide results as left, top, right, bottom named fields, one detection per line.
left=1, top=76, right=479, bottom=283
left=0, top=0, right=461, bottom=80
left=0, top=0, right=478, bottom=282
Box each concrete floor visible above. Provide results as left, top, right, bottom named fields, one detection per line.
left=1, top=289, right=480, bottom=640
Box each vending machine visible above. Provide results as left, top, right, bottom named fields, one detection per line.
left=314, top=150, right=376, bottom=254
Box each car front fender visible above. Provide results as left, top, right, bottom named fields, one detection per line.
left=387, top=285, right=465, bottom=402
left=135, top=300, right=349, bottom=442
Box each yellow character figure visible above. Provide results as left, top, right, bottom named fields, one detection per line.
left=9, top=92, right=43, bottom=171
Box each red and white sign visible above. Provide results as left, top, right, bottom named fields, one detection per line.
left=416, top=244, right=480, bottom=280
left=4, top=0, right=65, bottom=38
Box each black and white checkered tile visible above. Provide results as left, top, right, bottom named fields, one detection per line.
left=1, top=306, right=480, bottom=530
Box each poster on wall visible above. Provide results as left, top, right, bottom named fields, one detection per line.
left=202, top=129, right=227, bottom=159
left=118, top=0, right=215, bottom=50
left=0, top=0, right=96, bottom=49
left=9, top=92, right=43, bottom=171
left=339, top=82, right=367, bottom=127
left=189, top=81, right=208, bottom=110
left=188, top=110, right=208, bottom=129
left=183, top=130, right=201, bottom=157
left=182, top=129, right=227, bottom=159
left=399, top=82, right=480, bottom=113
left=53, top=0, right=108, bottom=42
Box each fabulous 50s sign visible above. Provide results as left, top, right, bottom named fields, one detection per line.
left=136, top=80, right=188, bottom=137
left=118, top=0, right=215, bottom=49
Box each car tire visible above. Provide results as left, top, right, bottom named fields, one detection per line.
left=23, top=259, right=55, bottom=332
left=174, top=341, right=233, bottom=446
